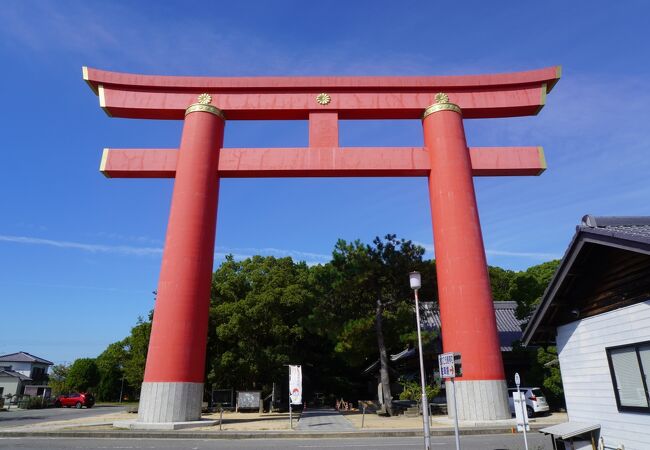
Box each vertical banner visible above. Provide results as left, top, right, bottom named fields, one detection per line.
left=289, top=365, right=302, bottom=405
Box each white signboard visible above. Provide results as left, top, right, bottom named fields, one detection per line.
left=438, top=352, right=456, bottom=379
left=513, top=391, right=530, bottom=432
left=289, top=365, right=302, bottom=405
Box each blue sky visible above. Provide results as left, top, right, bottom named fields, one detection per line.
left=1, top=1, right=649, bottom=364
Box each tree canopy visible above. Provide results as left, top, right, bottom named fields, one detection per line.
left=206, top=255, right=314, bottom=391
left=66, top=358, right=99, bottom=392
left=72, top=236, right=562, bottom=406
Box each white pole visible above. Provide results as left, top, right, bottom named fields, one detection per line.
left=289, top=402, right=292, bottom=429
left=413, top=288, right=431, bottom=450
left=119, top=374, right=124, bottom=403
left=517, top=384, right=529, bottom=450
left=452, top=378, right=461, bottom=450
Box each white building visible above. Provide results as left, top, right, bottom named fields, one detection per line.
left=524, top=216, right=650, bottom=450
left=0, top=351, right=53, bottom=399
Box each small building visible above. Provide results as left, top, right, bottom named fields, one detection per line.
left=364, top=301, right=528, bottom=407
left=523, top=216, right=650, bottom=450
left=0, top=351, right=53, bottom=398
left=0, top=369, right=32, bottom=400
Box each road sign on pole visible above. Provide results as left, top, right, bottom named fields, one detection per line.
left=438, top=352, right=456, bottom=378
left=439, top=352, right=461, bottom=450
left=514, top=372, right=529, bottom=450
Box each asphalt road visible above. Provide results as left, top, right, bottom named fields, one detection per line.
left=0, top=405, right=125, bottom=428
left=0, top=434, right=553, bottom=449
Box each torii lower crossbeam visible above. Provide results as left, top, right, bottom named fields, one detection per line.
left=99, top=146, right=546, bottom=178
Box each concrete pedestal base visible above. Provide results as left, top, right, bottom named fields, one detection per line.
left=114, top=419, right=217, bottom=430
left=137, top=381, right=203, bottom=423
left=446, top=379, right=510, bottom=421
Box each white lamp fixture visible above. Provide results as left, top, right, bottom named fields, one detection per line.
left=409, top=271, right=421, bottom=290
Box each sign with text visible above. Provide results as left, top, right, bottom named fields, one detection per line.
left=289, top=365, right=302, bottom=405
left=438, top=352, right=456, bottom=379
left=513, top=391, right=530, bottom=432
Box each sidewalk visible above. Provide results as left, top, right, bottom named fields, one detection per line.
left=296, top=408, right=355, bottom=432
left=0, top=407, right=567, bottom=439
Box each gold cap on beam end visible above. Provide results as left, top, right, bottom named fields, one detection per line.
left=185, top=93, right=225, bottom=120
left=422, top=92, right=461, bottom=119
left=99, top=148, right=111, bottom=178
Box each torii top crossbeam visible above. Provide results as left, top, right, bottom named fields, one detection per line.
left=84, top=66, right=559, bottom=120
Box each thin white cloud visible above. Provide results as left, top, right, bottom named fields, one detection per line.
left=216, top=246, right=330, bottom=262
left=87, top=231, right=162, bottom=246
left=485, top=249, right=561, bottom=260
left=0, top=233, right=330, bottom=264
left=0, top=234, right=162, bottom=256
left=413, top=240, right=559, bottom=261
left=0, top=279, right=151, bottom=294
left=0, top=2, right=449, bottom=77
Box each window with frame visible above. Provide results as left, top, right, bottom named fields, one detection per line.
left=606, top=341, right=650, bottom=413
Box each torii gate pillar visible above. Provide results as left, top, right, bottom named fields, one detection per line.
left=138, top=98, right=225, bottom=423
left=423, top=95, right=509, bottom=420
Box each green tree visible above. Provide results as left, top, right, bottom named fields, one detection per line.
left=515, top=344, right=564, bottom=409
left=66, top=358, right=99, bottom=392
left=511, top=260, right=560, bottom=320
left=488, top=266, right=516, bottom=301
left=96, top=341, right=127, bottom=401
left=48, top=363, right=70, bottom=395
left=206, top=255, right=313, bottom=392
left=309, top=235, right=436, bottom=415
left=536, top=346, right=563, bottom=407
left=94, top=315, right=152, bottom=401
left=122, top=316, right=151, bottom=393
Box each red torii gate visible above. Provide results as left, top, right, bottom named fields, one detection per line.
left=84, top=66, right=560, bottom=426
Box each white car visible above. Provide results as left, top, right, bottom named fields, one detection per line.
left=508, top=387, right=550, bottom=418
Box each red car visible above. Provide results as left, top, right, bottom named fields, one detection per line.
left=54, top=392, right=95, bottom=409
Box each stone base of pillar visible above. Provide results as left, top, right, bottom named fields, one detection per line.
left=137, top=381, right=203, bottom=423
left=445, top=379, right=510, bottom=421
left=114, top=419, right=217, bottom=430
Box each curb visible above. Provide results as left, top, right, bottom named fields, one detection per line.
left=0, top=424, right=550, bottom=440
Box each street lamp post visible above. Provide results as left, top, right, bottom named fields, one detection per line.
left=409, top=271, right=431, bottom=450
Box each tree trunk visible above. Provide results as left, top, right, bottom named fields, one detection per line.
left=376, top=298, right=394, bottom=416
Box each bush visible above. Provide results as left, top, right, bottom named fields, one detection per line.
left=23, top=396, right=46, bottom=409
left=398, top=378, right=440, bottom=402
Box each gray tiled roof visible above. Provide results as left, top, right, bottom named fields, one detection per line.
left=579, top=215, right=650, bottom=244
left=421, top=301, right=524, bottom=351
left=523, top=215, right=650, bottom=346
left=0, top=352, right=53, bottom=365
left=363, top=301, right=524, bottom=374
left=0, top=369, right=32, bottom=381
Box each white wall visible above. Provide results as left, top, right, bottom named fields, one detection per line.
left=1, top=362, right=49, bottom=378
left=557, top=299, right=650, bottom=450
left=7, top=362, right=33, bottom=377
left=0, top=378, right=21, bottom=397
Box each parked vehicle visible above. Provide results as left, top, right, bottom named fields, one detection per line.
left=54, top=392, right=94, bottom=409
left=508, top=387, right=549, bottom=418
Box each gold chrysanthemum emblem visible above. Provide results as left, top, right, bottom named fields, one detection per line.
left=434, top=93, right=449, bottom=104
left=316, top=93, right=331, bottom=105
left=197, top=93, right=212, bottom=105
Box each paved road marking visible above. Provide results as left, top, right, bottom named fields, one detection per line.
left=298, top=444, right=446, bottom=448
